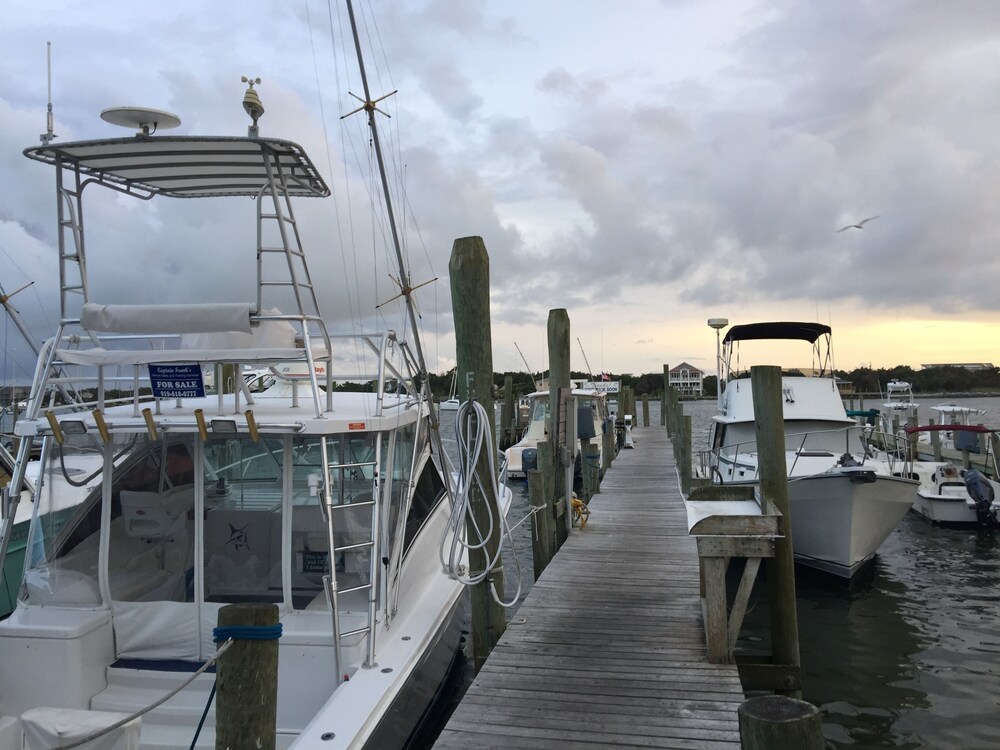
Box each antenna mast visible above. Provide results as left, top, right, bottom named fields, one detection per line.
left=40, top=42, right=56, bottom=145
left=513, top=342, right=538, bottom=389
left=342, top=0, right=448, bottom=456
left=577, top=337, right=595, bottom=382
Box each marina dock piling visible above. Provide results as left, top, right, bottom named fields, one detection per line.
left=500, top=375, right=515, bottom=450
left=449, top=236, right=506, bottom=670
left=527, top=440, right=557, bottom=578
left=547, top=309, right=571, bottom=546
left=750, top=366, right=801, bottom=697
left=662, top=363, right=669, bottom=426
left=215, top=603, right=279, bottom=750
left=738, top=695, right=823, bottom=750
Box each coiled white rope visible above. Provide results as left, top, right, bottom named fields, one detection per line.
left=440, top=399, right=523, bottom=608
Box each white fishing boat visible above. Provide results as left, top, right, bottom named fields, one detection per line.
left=708, top=322, right=917, bottom=580
left=923, top=403, right=989, bottom=452
left=879, top=380, right=919, bottom=433
left=0, top=7, right=512, bottom=748
left=505, top=388, right=610, bottom=479
left=900, top=424, right=1000, bottom=526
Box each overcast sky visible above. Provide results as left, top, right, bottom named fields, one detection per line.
left=3, top=0, right=1000, bottom=387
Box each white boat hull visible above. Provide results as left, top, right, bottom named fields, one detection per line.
left=912, top=489, right=981, bottom=525
left=786, top=470, right=916, bottom=578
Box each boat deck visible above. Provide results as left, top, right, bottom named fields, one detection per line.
left=434, top=426, right=744, bottom=749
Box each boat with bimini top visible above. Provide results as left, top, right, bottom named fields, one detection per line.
left=0, top=8, right=511, bottom=748
left=708, top=322, right=917, bottom=580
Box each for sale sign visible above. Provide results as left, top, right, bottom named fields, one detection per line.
left=148, top=363, right=206, bottom=398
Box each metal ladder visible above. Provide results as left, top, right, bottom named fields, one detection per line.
left=256, top=145, right=332, bottom=415
left=320, top=436, right=383, bottom=683
left=53, top=158, right=90, bottom=324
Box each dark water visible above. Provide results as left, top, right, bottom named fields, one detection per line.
left=416, top=397, right=1000, bottom=750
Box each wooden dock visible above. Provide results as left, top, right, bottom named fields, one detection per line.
left=434, top=426, right=745, bottom=749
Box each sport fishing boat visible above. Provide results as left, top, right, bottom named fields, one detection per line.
left=504, top=386, right=610, bottom=479
left=878, top=380, right=919, bottom=435
left=708, top=322, right=917, bottom=580
left=900, top=424, right=1000, bottom=526
left=0, top=7, right=511, bottom=748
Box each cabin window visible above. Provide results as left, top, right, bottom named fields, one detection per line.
left=109, top=436, right=196, bottom=603
left=202, top=436, right=284, bottom=605
left=20, top=433, right=107, bottom=606
left=530, top=398, right=549, bottom=423
left=22, top=433, right=197, bottom=607
left=403, top=457, right=445, bottom=555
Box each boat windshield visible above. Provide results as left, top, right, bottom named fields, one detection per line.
left=18, top=430, right=399, bottom=614
left=529, top=398, right=549, bottom=423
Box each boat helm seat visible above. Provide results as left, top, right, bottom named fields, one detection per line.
left=120, top=489, right=189, bottom=539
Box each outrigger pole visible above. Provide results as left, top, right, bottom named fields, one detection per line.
left=341, top=0, right=453, bottom=490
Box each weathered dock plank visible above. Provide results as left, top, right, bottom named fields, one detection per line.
left=434, top=426, right=744, bottom=749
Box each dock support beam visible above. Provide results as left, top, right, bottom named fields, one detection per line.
left=450, top=236, right=506, bottom=671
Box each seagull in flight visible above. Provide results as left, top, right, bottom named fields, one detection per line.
left=836, top=215, right=879, bottom=232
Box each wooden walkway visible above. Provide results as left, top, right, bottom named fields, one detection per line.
left=434, top=426, right=744, bottom=749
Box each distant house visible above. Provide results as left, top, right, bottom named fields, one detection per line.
left=836, top=378, right=856, bottom=396
left=669, top=362, right=704, bottom=397
left=920, top=363, right=995, bottom=371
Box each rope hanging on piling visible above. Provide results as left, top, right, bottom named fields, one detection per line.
left=440, top=398, right=523, bottom=608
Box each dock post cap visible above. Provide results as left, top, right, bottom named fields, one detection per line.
left=738, top=695, right=823, bottom=750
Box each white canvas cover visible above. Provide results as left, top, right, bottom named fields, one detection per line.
left=111, top=601, right=199, bottom=661
left=81, top=302, right=254, bottom=334
left=22, top=707, right=140, bottom=750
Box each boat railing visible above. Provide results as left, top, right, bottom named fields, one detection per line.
left=715, top=423, right=867, bottom=482
left=18, top=327, right=412, bottom=427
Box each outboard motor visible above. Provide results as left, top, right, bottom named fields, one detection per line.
left=963, top=469, right=997, bottom=524
left=522, top=448, right=538, bottom=473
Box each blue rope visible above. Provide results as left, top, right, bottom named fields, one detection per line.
left=213, top=624, right=283, bottom=642
left=189, top=682, right=216, bottom=750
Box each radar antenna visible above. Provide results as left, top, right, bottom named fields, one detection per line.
left=100, top=106, right=181, bottom=136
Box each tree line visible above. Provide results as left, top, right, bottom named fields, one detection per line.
left=428, top=364, right=1000, bottom=400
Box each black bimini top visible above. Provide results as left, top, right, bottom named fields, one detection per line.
left=722, top=322, right=832, bottom=345
left=23, top=136, right=330, bottom=199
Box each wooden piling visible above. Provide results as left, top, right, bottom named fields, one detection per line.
left=642, top=395, right=650, bottom=427
left=750, top=366, right=801, bottom=698
left=215, top=603, right=279, bottom=750
left=929, top=418, right=942, bottom=461
left=661, top=364, right=669, bottom=427
left=601, top=414, right=613, bottom=474
left=501, top=375, right=515, bottom=450
left=738, top=695, right=823, bottom=750
left=548, top=309, right=571, bottom=547
left=528, top=440, right=556, bottom=579
left=449, top=236, right=506, bottom=670
left=680, top=414, right=693, bottom=495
